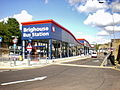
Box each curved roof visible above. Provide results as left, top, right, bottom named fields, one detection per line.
left=77, top=39, right=92, bottom=48
left=21, top=19, right=83, bottom=46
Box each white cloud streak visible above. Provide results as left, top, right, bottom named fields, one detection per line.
left=76, top=0, right=108, bottom=13
left=67, top=0, right=120, bottom=29
left=75, top=32, right=110, bottom=44
left=44, top=0, right=48, bottom=4
left=67, top=0, right=120, bottom=44
left=84, top=10, right=120, bottom=27
left=104, top=26, right=120, bottom=31
left=97, top=30, right=109, bottom=36
left=112, top=1, right=120, bottom=12
left=13, top=10, right=33, bottom=23
left=96, top=36, right=111, bottom=44
left=0, top=10, right=33, bottom=24
left=67, top=0, right=87, bottom=5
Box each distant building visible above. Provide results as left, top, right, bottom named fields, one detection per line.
left=98, top=39, right=120, bottom=63
left=111, top=39, right=120, bottom=61
left=98, top=43, right=111, bottom=52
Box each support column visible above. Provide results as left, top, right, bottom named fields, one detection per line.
left=86, top=47, right=87, bottom=55
left=65, top=43, right=67, bottom=57
left=22, top=40, right=25, bottom=60
left=60, top=41, right=62, bottom=58
left=67, top=45, right=69, bottom=57
left=56, top=41, right=58, bottom=58
left=86, top=47, right=88, bottom=55
left=84, top=47, right=86, bottom=55
left=49, top=39, right=52, bottom=59
left=88, top=48, right=89, bottom=55
left=75, top=46, right=77, bottom=56
left=73, top=46, right=75, bottom=56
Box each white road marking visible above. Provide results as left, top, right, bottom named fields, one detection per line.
left=0, top=69, right=22, bottom=72
left=93, top=60, right=99, bottom=62
left=11, top=69, right=22, bottom=72
left=0, top=70, right=9, bottom=72
left=1, top=76, right=47, bottom=86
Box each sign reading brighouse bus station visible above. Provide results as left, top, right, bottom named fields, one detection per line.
left=23, top=27, right=49, bottom=37
left=22, top=22, right=63, bottom=41
left=22, top=23, right=51, bottom=40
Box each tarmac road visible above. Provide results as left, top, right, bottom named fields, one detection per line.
left=0, top=55, right=120, bottom=90
left=63, top=53, right=105, bottom=66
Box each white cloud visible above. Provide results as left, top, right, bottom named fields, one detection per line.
left=44, top=0, right=48, bottom=4
left=13, top=10, right=33, bottom=23
left=104, top=26, right=120, bottom=32
left=96, top=36, right=110, bottom=44
left=84, top=10, right=120, bottom=27
left=67, top=0, right=87, bottom=5
left=74, top=31, right=111, bottom=44
left=0, top=10, right=33, bottom=24
left=74, top=31, right=98, bottom=44
left=113, top=4, right=120, bottom=12
left=112, top=1, right=120, bottom=12
left=76, top=0, right=108, bottom=13
left=67, top=0, right=120, bottom=28
left=67, top=0, right=120, bottom=43
left=97, top=30, right=109, bottom=36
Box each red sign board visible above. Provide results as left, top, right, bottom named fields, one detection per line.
left=13, top=38, right=18, bottom=44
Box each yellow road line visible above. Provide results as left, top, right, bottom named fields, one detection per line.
left=54, top=56, right=90, bottom=63
left=112, top=67, right=120, bottom=71
left=54, top=63, right=113, bottom=69
left=100, top=53, right=110, bottom=66
left=0, top=64, right=52, bottom=70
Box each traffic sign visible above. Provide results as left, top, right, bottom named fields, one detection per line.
left=13, top=38, right=18, bottom=44
left=0, top=37, right=2, bottom=42
left=26, top=43, right=32, bottom=52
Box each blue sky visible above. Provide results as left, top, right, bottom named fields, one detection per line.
left=0, top=0, right=120, bottom=44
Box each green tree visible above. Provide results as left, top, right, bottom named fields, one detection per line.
left=0, top=18, right=21, bottom=47
left=0, top=22, right=10, bottom=44
left=6, top=18, right=21, bottom=45
left=94, top=44, right=100, bottom=50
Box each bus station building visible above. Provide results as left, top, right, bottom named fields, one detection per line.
left=21, top=19, right=91, bottom=60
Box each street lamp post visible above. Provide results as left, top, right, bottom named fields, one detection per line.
left=12, top=36, right=18, bottom=66
left=99, top=0, right=115, bottom=40
left=0, top=37, right=2, bottom=56
left=99, top=0, right=117, bottom=66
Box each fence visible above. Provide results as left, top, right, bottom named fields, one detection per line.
left=0, top=53, right=50, bottom=67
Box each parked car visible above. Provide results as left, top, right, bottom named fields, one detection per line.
left=91, top=52, right=97, bottom=58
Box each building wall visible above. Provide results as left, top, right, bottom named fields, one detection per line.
left=98, top=43, right=111, bottom=50
left=98, top=39, right=120, bottom=60
left=112, top=39, right=120, bottom=59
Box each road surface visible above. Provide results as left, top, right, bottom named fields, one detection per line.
left=0, top=55, right=120, bottom=90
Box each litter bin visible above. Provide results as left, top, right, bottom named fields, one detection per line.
left=19, top=56, right=23, bottom=61
left=104, top=52, right=107, bottom=56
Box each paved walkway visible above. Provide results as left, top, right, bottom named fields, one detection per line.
left=0, top=55, right=91, bottom=69
left=1, top=55, right=120, bottom=72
